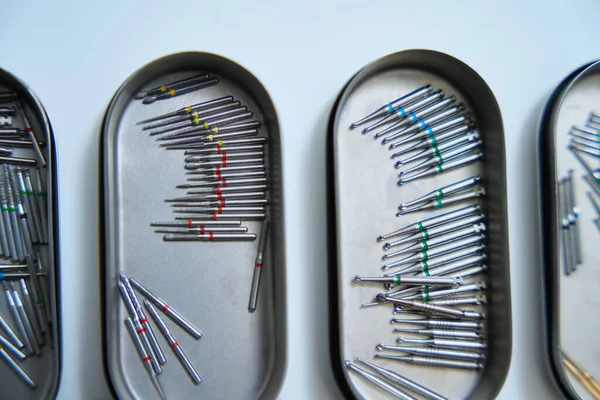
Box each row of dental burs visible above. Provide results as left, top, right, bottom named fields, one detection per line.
left=563, top=111, right=600, bottom=275
left=134, top=74, right=270, bottom=312
left=344, top=86, right=488, bottom=399
left=0, top=91, right=52, bottom=390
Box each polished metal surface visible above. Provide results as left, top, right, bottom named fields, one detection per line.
left=539, top=60, right=600, bottom=400
left=102, top=52, right=286, bottom=400
left=328, top=50, right=511, bottom=400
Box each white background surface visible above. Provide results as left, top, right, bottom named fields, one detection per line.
left=1, top=1, right=599, bottom=398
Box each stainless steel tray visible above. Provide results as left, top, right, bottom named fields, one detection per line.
left=539, top=60, right=600, bottom=400
left=0, top=68, right=61, bottom=399
left=101, top=52, right=286, bottom=400
left=327, top=50, right=511, bottom=399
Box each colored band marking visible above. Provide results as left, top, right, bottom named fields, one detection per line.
left=216, top=186, right=222, bottom=196
left=395, top=275, right=402, bottom=285
left=436, top=189, right=444, bottom=199
left=418, top=119, right=426, bottom=129
left=186, top=106, right=193, bottom=113
left=256, top=263, right=263, bottom=269
left=217, top=206, right=223, bottom=213
left=386, top=103, right=394, bottom=113
left=424, top=287, right=430, bottom=301
left=436, top=154, right=443, bottom=164
left=199, top=226, right=205, bottom=234
left=161, top=85, right=167, bottom=93
left=417, top=222, right=425, bottom=232
left=422, top=242, right=429, bottom=251
left=193, top=111, right=200, bottom=125
left=170, top=89, right=176, bottom=96
left=436, top=165, right=444, bottom=174
left=26, top=127, right=33, bottom=133
left=212, top=213, right=218, bottom=221
left=222, top=152, right=227, bottom=166
left=137, top=327, right=146, bottom=334
left=217, top=147, right=222, bottom=154
left=209, top=232, right=214, bottom=241
left=430, top=135, right=438, bottom=146
left=188, top=220, right=193, bottom=228
left=0, top=272, right=4, bottom=280
left=433, top=145, right=441, bottom=158
left=397, top=106, right=406, bottom=118
left=219, top=199, right=225, bottom=207
left=38, top=192, right=46, bottom=198
left=214, top=126, right=219, bottom=134
left=421, top=250, right=428, bottom=261
left=409, top=112, right=418, bottom=122
left=435, top=199, right=443, bottom=208
left=37, top=300, right=45, bottom=306
left=221, top=179, right=226, bottom=187
left=215, top=166, right=222, bottom=181
left=204, top=121, right=210, bottom=129
left=140, top=318, right=148, bottom=324
left=426, top=127, right=434, bottom=137
left=171, top=342, right=179, bottom=348
left=7, top=207, right=15, bottom=212
left=208, top=134, right=214, bottom=142
left=143, top=356, right=151, bottom=363
left=162, top=305, right=170, bottom=312
left=422, top=229, right=429, bottom=240
left=218, top=139, right=224, bottom=147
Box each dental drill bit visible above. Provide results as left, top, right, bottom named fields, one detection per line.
left=390, top=126, right=475, bottom=158
left=566, top=170, right=582, bottom=265
left=364, top=91, right=445, bottom=134
left=398, top=152, right=484, bottom=186
left=393, top=326, right=484, bottom=340
left=376, top=343, right=485, bottom=361
left=396, top=188, right=487, bottom=216
left=186, top=171, right=266, bottom=183
left=185, top=150, right=264, bottom=163
left=120, top=273, right=166, bottom=366
left=25, top=169, right=48, bottom=244
left=149, top=106, right=248, bottom=135
left=385, top=246, right=486, bottom=276
left=390, top=317, right=483, bottom=330
left=143, top=77, right=218, bottom=104
left=136, top=96, right=234, bottom=124
left=163, top=233, right=257, bottom=241
left=15, top=102, right=46, bottom=167
left=154, top=112, right=254, bottom=139
left=249, top=220, right=269, bottom=313
left=134, top=73, right=211, bottom=99
left=184, top=144, right=265, bottom=159
left=378, top=296, right=484, bottom=319
left=570, top=145, right=600, bottom=186
left=161, top=120, right=261, bottom=143
left=401, top=281, right=486, bottom=301
left=377, top=205, right=480, bottom=242
left=142, top=101, right=242, bottom=130
left=395, top=132, right=481, bottom=168
left=374, top=354, right=483, bottom=370
left=129, top=278, right=203, bottom=340
left=0, top=312, right=24, bottom=349
left=150, top=220, right=241, bottom=228
left=344, top=360, right=418, bottom=400
left=171, top=199, right=268, bottom=208
left=186, top=164, right=265, bottom=176
left=4, top=165, right=24, bottom=261
left=394, top=295, right=486, bottom=310
left=350, top=85, right=433, bottom=129
left=184, top=137, right=267, bottom=154
left=0, top=170, right=18, bottom=261
left=144, top=301, right=202, bottom=385
left=177, top=177, right=267, bottom=190
left=374, top=97, right=457, bottom=139
left=354, top=275, right=462, bottom=287
left=388, top=115, right=471, bottom=151
left=559, top=180, right=574, bottom=275
left=382, top=106, right=466, bottom=145
left=356, top=358, right=448, bottom=400
left=118, top=281, right=162, bottom=374
left=185, top=157, right=263, bottom=170
left=185, top=184, right=267, bottom=195
left=175, top=213, right=265, bottom=221
left=397, top=140, right=481, bottom=176
left=400, top=176, right=483, bottom=209
left=169, top=191, right=266, bottom=202
left=413, top=258, right=487, bottom=279
left=0, top=333, right=25, bottom=359
left=124, top=318, right=166, bottom=400
left=383, top=223, right=486, bottom=259
left=571, top=142, right=600, bottom=158
left=7, top=281, right=39, bottom=355
left=18, top=279, right=44, bottom=348
left=395, top=337, right=487, bottom=350
left=384, top=213, right=484, bottom=251
left=154, top=226, right=248, bottom=234
left=381, top=235, right=485, bottom=270
left=16, top=168, right=40, bottom=244
left=0, top=343, right=36, bottom=388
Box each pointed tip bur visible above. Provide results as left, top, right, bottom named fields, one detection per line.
left=142, top=96, right=157, bottom=104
